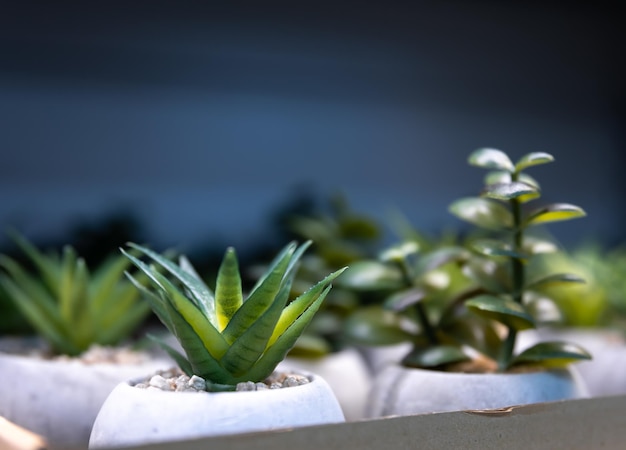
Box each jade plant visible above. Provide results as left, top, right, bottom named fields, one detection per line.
left=340, top=234, right=493, bottom=369
left=122, top=241, right=345, bottom=391
left=0, top=230, right=152, bottom=356
left=448, top=148, right=591, bottom=371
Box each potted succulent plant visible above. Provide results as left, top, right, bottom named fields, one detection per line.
left=89, top=241, right=346, bottom=448
left=0, top=230, right=165, bottom=448
left=343, top=148, right=591, bottom=418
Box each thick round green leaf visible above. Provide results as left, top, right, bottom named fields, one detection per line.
left=515, top=152, right=554, bottom=172
left=471, top=239, right=527, bottom=259
left=402, top=345, right=469, bottom=368
left=343, top=307, right=414, bottom=346
left=379, top=241, right=419, bottom=263
left=468, top=148, right=514, bottom=172
left=511, top=341, right=591, bottom=368
left=525, top=203, right=587, bottom=226
left=384, top=288, right=426, bottom=312
left=482, top=182, right=540, bottom=201
left=413, top=246, right=470, bottom=278
left=522, top=236, right=558, bottom=255
left=526, top=273, right=586, bottom=290
left=288, top=333, right=332, bottom=358
left=336, top=261, right=403, bottom=291
left=465, top=295, right=536, bottom=330
left=338, top=215, right=381, bottom=240
left=449, top=198, right=513, bottom=230
left=461, top=258, right=511, bottom=294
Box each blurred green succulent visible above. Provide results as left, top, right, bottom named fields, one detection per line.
left=449, top=148, right=591, bottom=371
left=530, top=242, right=626, bottom=328
left=0, top=230, right=152, bottom=356
left=123, top=241, right=345, bottom=391
left=340, top=236, right=493, bottom=369
left=284, top=193, right=383, bottom=356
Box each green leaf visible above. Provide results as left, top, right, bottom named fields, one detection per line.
left=222, top=245, right=293, bottom=343
left=6, top=229, right=60, bottom=295
left=468, top=148, right=514, bottom=172
left=525, top=203, right=587, bottom=226
left=526, top=273, right=586, bottom=290
left=384, top=288, right=427, bottom=312
left=59, top=246, right=78, bottom=324
left=268, top=268, right=346, bottom=348
left=343, top=306, right=414, bottom=346
left=288, top=334, right=332, bottom=358
left=449, top=198, right=513, bottom=230
left=336, top=261, right=404, bottom=291
left=484, top=172, right=540, bottom=190
left=522, top=236, right=558, bottom=255
left=461, top=258, right=511, bottom=294
left=482, top=182, right=540, bottom=201
left=471, top=239, right=527, bottom=259
left=215, top=247, right=243, bottom=331
left=379, top=241, right=419, bottom=263
left=402, top=345, right=470, bottom=368
left=413, top=246, right=469, bottom=278
left=515, top=152, right=554, bottom=172
left=126, top=243, right=217, bottom=327
left=465, top=295, right=536, bottom=330
left=511, top=341, right=591, bottom=368
left=244, top=285, right=332, bottom=382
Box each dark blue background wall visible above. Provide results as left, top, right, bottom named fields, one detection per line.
left=1, top=1, right=624, bottom=254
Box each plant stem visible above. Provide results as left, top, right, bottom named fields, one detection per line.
left=398, top=259, right=438, bottom=346
left=499, top=178, right=525, bottom=371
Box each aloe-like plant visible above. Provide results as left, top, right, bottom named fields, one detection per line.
left=449, top=148, right=591, bottom=371
left=0, top=230, right=152, bottom=356
left=122, top=241, right=345, bottom=391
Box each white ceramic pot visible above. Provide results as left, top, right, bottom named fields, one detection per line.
left=89, top=371, right=345, bottom=448
left=519, top=327, right=626, bottom=397
left=366, top=363, right=588, bottom=418
left=0, top=348, right=168, bottom=449
left=357, top=342, right=412, bottom=375
left=279, top=348, right=372, bottom=421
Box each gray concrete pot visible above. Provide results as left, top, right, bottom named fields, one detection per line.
left=89, top=371, right=345, bottom=448
left=0, top=343, right=168, bottom=449
left=366, top=363, right=588, bottom=418
left=279, top=348, right=372, bottom=421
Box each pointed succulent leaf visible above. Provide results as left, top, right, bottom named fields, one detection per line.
left=465, top=295, right=536, bottom=330
left=222, top=245, right=294, bottom=343
left=59, top=246, right=78, bottom=324
left=526, top=273, right=586, bottom=290
left=267, top=268, right=346, bottom=348
left=243, top=285, right=331, bottom=382
left=482, top=182, right=540, bottom=201
left=515, top=152, right=554, bottom=172
left=336, top=260, right=404, bottom=291
left=343, top=306, right=414, bottom=346
left=150, top=269, right=230, bottom=359
left=126, top=243, right=217, bottom=326
left=6, top=229, right=60, bottom=294
left=0, top=274, right=79, bottom=355
left=468, top=148, right=515, bottom=172
left=220, top=281, right=288, bottom=376
left=124, top=272, right=172, bottom=330
left=161, top=301, right=233, bottom=383
left=449, top=198, right=513, bottom=230
left=471, top=239, right=527, bottom=259
left=215, top=247, right=243, bottom=331
left=524, top=203, right=586, bottom=226
left=384, top=288, right=427, bottom=312
left=402, top=345, right=470, bottom=368
left=248, top=242, right=297, bottom=293
left=511, top=341, right=591, bottom=368
left=147, top=333, right=194, bottom=376
left=90, top=253, right=134, bottom=311
left=178, top=255, right=215, bottom=319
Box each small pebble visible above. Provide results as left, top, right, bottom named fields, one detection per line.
left=188, top=375, right=206, bottom=391
left=149, top=375, right=172, bottom=391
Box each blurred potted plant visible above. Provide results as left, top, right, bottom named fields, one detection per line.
left=0, top=230, right=165, bottom=448
left=343, top=148, right=591, bottom=417
left=273, top=193, right=380, bottom=420
left=521, top=242, right=626, bottom=396
left=89, top=241, right=346, bottom=448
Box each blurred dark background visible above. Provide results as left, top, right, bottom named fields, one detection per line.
left=1, top=1, right=624, bottom=260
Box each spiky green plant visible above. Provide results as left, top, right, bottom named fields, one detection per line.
left=122, top=241, right=345, bottom=391
left=0, top=230, right=152, bottom=356
left=449, top=148, right=591, bottom=371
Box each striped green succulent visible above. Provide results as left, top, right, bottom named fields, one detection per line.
left=122, top=241, right=345, bottom=391
left=0, top=231, right=152, bottom=356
